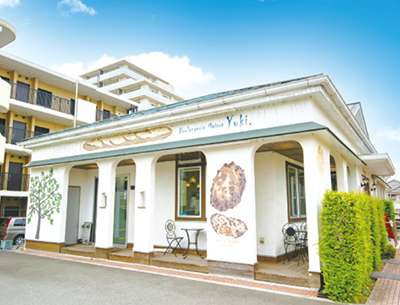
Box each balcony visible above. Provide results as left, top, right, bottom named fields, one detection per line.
left=0, top=125, right=43, bottom=144
left=0, top=78, right=10, bottom=113
left=96, top=109, right=118, bottom=121
left=0, top=172, right=30, bottom=191
left=9, top=82, right=75, bottom=115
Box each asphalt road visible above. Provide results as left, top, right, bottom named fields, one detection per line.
left=0, top=250, right=332, bottom=305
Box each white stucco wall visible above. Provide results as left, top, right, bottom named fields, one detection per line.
left=153, top=160, right=207, bottom=251
left=255, top=150, right=305, bottom=258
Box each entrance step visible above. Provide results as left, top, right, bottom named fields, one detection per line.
left=151, top=252, right=208, bottom=273
left=256, top=261, right=309, bottom=288
left=109, top=248, right=134, bottom=263
left=61, top=244, right=95, bottom=258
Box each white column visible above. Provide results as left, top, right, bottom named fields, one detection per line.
left=132, top=154, right=158, bottom=253
left=298, top=136, right=331, bottom=275
left=203, top=143, right=258, bottom=267
left=332, top=153, right=349, bottom=193
left=95, top=160, right=117, bottom=249
left=347, top=163, right=359, bottom=192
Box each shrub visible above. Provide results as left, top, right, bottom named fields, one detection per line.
left=383, top=199, right=397, bottom=244
left=319, top=191, right=371, bottom=303
left=376, top=199, right=389, bottom=256
left=369, top=197, right=383, bottom=270
left=319, top=191, right=389, bottom=303
left=384, top=199, right=396, bottom=222
left=386, top=244, right=396, bottom=258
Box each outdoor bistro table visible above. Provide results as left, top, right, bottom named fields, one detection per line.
left=181, top=228, right=204, bottom=259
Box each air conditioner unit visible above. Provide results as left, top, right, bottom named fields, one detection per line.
left=81, top=222, right=92, bottom=245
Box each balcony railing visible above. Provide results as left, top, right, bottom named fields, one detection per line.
left=9, top=82, right=75, bottom=115
left=0, top=172, right=30, bottom=191
left=0, top=125, right=44, bottom=144
left=96, top=109, right=118, bottom=121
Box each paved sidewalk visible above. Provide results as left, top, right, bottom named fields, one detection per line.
left=21, top=249, right=319, bottom=299
left=368, top=250, right=400, bottom=305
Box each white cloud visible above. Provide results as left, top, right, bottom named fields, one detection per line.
left=57, top=0, right=96, bottom=16
left=51, top=52, right=214, bottom=98
left=377, top=127, right=400, bottom=141
left=51, top=54, right=117, bottom=79
left=0, top=0, right=20, bottom=8
left=87, top=54, right=117, bottom=71
left=51, top=61, right=85, bottom=79
left=125, top=52, right=214, bottom=96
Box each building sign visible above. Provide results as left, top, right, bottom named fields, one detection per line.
left=178, top=114, right=252, bottom=135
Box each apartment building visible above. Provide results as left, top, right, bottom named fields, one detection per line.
left=0, top=50, right=163, bottom=217
left=80, top=59, right=184, bottom=111
left=0, top=19, right=16, bottom=167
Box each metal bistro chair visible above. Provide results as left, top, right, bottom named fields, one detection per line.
left=164, top=219, right=184, bottom=257
left=299, top=221, right=308, bottom=262
left=282, top=223, right=304, bottom=265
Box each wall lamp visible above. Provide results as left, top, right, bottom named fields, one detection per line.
left=371, top=183, right=377, bottom=192
left=360, top=175, right=369, bottom=188
left=100, top=192, right=107, bottom=208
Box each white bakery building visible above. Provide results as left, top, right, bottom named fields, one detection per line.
left=21, top=74, right=395, bottom=288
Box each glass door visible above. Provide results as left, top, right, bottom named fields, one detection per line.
left=113, top=176, right=128, bottom=246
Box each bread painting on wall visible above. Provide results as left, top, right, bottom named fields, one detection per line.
left=83, top=127, right=172, bottom=151
left=210, top=161, right=246, bottom=212
left=210, top=161, right=247, bottom=239
left=210, top=213, right=248, bottom=239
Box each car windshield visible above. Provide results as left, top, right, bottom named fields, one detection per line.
left=0, top=218, right=10, bottom=227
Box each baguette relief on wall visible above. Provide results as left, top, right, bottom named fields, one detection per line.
left=83, top=127, right=172, bottom=151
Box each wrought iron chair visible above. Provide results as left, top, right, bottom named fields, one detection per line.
left=282, top=223, right=304, bottom=264
left=299, top=221, right=308, bottom=262
left=164, top=219, right=184, bottom=257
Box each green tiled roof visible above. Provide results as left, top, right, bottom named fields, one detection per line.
left=25, top=122, right=326, bottom=168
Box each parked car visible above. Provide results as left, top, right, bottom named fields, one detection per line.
left=0, top=217, right=26, bottom=246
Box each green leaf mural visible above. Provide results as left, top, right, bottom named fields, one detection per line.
left=28, top=168, right=62, bottom=239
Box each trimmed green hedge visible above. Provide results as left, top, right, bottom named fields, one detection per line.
left=384, top=199, right=396, bottom=222
left=319, top=191, right=388, bottom=303
left=383, top=199, right=398, bottom=244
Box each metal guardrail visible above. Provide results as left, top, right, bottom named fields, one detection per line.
left=0, top=172, right=30, bottom=191
left=9, top=82, right=75, bottom=115
left=0, top=125, right=43, bottom=144
left=96, top=109, right=118, bottom=121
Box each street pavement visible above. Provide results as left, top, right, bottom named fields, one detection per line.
left=367, top=249, right=400, bottom=305
left=0, top=250, right=334, bottom=305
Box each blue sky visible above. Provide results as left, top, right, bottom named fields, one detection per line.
left=1, top=0, right=400, bottom=180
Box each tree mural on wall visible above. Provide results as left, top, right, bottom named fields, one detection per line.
left=28, top=168, right=62, bottom=239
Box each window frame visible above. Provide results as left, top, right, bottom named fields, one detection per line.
left=175, top=156, right=206, bottom=221
left=286, top=162, right=306, bottom=222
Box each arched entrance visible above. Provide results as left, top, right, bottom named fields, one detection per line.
left=65, top=163, right=99, bottom=246
left=254, top=140, right=309, bottom=286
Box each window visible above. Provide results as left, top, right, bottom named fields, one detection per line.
left=15, top=81, right=30, bottom=103
left=103, top=110, right=111, bottom=120
left=286, top=162, right=306, bottom=221
left=13, top=218, right=25, bottom=226
left=34, top=126, right=50, bottom=137
left=176, top=154, right=205, bottom=221
left=37, top=88, right=52, bottom=108
left=1, top=76, right=10, bottom=83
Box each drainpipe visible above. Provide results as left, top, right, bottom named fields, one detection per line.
left=74, top=79, right=78, bottom=127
